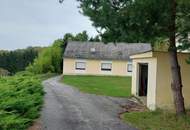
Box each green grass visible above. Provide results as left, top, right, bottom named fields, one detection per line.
left=122, top=110, right=190, bottom=130
left=0, top=71, right=44, bottom=130
left=63, top=75, right=131, bottom=97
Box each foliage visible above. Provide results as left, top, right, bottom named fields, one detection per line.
left=89, top=35, right=101, bottom=42
left=122, top=110, right=190, bottom=130
left=0, top=47, right=41, bottom=74
left=63, top=31, right=101, bottom=42
left=152, top=37, right=171, bottom=51
left=186, top=57, right=190, bottom=64
left=77, top=0, right=190, bottom=45
left=63, top=75, right=131, bottom=97
left=27, top=31, right=101, bottom=74
left=176, top=0, right=190, bottom=50
left=0, top=71, right=44, bottom=130
left=26, top=39, right=64, bottom=74
left=74, top=31, right=89, bottom=41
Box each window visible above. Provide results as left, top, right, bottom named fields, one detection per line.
left=101, top=63, right=112, bottom=71
left=75, top=62, right=86, bottom=70
left=127, top=64, right=132, bottom=72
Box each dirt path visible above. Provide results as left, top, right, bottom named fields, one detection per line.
left=37, top=76, right=138, bottom=130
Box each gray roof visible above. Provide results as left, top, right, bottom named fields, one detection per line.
left=64, top=41, right=152, bottom=60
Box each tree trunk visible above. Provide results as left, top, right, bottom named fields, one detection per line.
left=168, top=0, right=186, bottom=115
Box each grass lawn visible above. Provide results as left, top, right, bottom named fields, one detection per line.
left=62, top=75, right=131, bottom=97
left=122, top=110, right=190, bottom=130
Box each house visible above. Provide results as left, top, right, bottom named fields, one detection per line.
left=0, top=68, right=10, bottom=77
left=130, top=51, right=190, bottom=110
left=63, top=41, right=151, bottom=76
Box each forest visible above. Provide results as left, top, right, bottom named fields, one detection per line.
left=0, top=47, right=41, bottom=74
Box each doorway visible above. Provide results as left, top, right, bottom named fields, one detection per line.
left=138, top=63, right=148, bottom=96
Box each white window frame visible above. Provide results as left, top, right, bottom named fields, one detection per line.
left=100, top=61, right=112, bottom=74
left=127, top=63, right=133, bottom=72
left=75, top=59, right=86, bottom=73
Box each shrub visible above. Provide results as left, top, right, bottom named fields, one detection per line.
left=0, top=72, right=44, bottom=130
left=26, top=39, right=64, bottom=74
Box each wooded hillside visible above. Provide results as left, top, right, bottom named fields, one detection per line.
left=0, top=47, right=42, bottom=74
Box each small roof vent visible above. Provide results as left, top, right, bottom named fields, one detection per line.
left=90, top=48, right=96, bottom=53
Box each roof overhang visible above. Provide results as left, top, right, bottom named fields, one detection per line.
left=130, top=51, right=190, bottom=60
left=130, top=51, right=153, bottom=59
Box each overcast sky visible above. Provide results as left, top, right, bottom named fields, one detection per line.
left=0, top=0, right=97, bottom=50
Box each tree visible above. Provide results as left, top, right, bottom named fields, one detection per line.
left=63, top=31, right=101, bottom=42
left=26, top=39, right=64, bottom=74
left=74, top=31, right=89, bottom=41
left=60, top=0, right=190, bottom=115
left=168, top=0, right=186, bottom=115
left=63, top=33, right=75, bottom=42
left=89, top=35, right=101, bottom=42
left=0, top=47, right=40, bottom=74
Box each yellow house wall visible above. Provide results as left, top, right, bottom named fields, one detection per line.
left=63, top=58, right=75, bottom=74
left=63, top=58, right=132, bottom=76
left=86, top=60, right=100, bottom=74
left=155, top=52, right=190, bottom=109
left=112, top=60, right=132, bottom=76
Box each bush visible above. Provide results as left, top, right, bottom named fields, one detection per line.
left=26, top=39, right=64, bottom=74
left=0, top=72, right=44, bottom=130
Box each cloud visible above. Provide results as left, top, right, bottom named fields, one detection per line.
left=0, top=0, right=97, bottom=50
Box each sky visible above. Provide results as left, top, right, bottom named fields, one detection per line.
left=0, top=0, right=97, bottom=50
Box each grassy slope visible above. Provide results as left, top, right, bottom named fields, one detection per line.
left=63, top=75, right=131, bottom=97
left=0, top=72, right=44, bottom=130
left=122, top=111, right=190, bottom=130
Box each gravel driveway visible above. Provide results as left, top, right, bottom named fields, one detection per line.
left=40, top=76, right=138, bottom=130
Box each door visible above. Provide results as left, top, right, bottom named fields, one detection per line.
left=138, top=63, right=148, bottom=96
